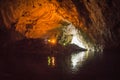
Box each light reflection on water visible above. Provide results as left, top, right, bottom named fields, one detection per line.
left=1, top=47, right=107, bottom=80
left=47, top=50, right=95, bottom=74
left=70, top=51, right=95, bottom=73
left=71, top=51, right=88, bottom=70
left=47, top=56, right=56, bottom=67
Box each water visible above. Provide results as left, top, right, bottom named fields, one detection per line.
left=0, top=42, right=120, bottom=80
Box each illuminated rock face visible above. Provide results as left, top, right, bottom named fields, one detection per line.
left=72, top=0, right=120, bottom=49
left=0, top=0, right=79, bottom=38
left=0, top=0, right=120, bottom=49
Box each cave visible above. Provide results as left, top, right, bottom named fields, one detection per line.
left=0, top=0, right=120, bottom=80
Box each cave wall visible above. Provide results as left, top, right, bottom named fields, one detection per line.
left=72, top=0, right=120, bottom=49
left=0, top=0, right=120, bottom=49
left=0, top=0, right=80, bottom=38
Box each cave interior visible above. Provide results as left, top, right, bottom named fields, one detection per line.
left=0, top=0, right=120, bottom=80
left=0, top=0, right=120, bottom=51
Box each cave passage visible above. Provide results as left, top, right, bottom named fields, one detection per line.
left=0, top=0, right=120, bottom=80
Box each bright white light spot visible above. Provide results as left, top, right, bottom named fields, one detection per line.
left=64, top=23, right=86, bottom=49
left=71, top=35, right=85, bottom=48
left=71, top=52, right=85, bottom=68
left=71, top=51, right=96, bottom=73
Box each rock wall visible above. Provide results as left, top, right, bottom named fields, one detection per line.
left=72, top=0, right=120, bottom=49
left=0, top=0, right=120, bottom=49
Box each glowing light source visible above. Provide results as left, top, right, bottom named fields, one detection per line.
left=62, top=22, right=86, bottom=49
left=48, top=38, right=56, bottom=45
left=71, top=35, right=85, bottom=48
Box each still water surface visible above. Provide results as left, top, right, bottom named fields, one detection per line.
left=0, top=46, right=119, bottom=80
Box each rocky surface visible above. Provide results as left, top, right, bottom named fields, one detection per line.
left=0, top=0, right=120, bottom=50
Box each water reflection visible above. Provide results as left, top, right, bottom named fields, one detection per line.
left=71, top=51, right=88, bottom=68
left=70, top=51, right=95, bottom=72
left=47, top=56, right=56, bottom=67
left=46, top=50, right=95, bottom=74
left=70, top=51, right=90, bottom=73
left=0, top=46, right=105, bottom=80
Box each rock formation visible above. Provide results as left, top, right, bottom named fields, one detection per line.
left=0, top=0, right=120, bottom=50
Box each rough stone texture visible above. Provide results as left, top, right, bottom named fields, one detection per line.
left=0, top=0, right=120, bottom=49
left=80, top=0, right=120, bottom=49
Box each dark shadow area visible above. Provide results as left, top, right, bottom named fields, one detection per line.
left=0, top=38, right=120, bottom=80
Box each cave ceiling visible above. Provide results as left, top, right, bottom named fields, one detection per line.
left=0, top=0, right=120, bottom=49
left=0, top=0, right=82, bottom=38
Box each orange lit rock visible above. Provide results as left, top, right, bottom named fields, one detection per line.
left=0, top=0, right=120, bottom=49
left=0, top=0, right=80, bottom=39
